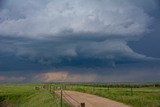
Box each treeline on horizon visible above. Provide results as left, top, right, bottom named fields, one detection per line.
left=51, top=82, right=160, bottom=88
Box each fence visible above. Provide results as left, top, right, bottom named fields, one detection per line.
left=40, top=83, right=160, bottom=107
left=55, top=88, right=85, bottom=107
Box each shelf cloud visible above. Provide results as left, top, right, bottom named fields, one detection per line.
left=0, top=0, right=159, bottom=82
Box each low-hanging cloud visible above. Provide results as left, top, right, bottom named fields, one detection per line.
left=0, top=0, right=159, bottom=69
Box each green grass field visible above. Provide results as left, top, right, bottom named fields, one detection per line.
left=65, top=83, right=160, bottom=107
left=0, top=84, right=70, bottom=107
left=0, top=83, right=160, bottom=107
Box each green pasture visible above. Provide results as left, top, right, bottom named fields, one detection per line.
left=0, top=83, right=160, bottom=107
left=65, top=84, right=160, bottom=107
left=0, top=84, right=69, bottom=107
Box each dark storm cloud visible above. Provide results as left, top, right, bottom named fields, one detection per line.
left=1, top=60, right=160, bottom=83
left=0, top=0, right=160, bottom=83
left=0, top=0, right=4, bottom=6
left=0, top=0, right=158, bottom=68
left=129, top=4, right=160, bottom=58
left=0, top=35, right=156, bottom=71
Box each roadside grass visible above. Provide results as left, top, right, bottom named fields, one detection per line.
left=0, top=84, right=70, bottom=107
left=66, top=85, right=160, bottom=107
left=0, top=84, right=36, bottom=107
left=1, top=83, right=159, bottom=107
left=17, top=89, right=70, bottom=107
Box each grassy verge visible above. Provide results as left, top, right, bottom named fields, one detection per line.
left=66, top=85, right=160, bottom=107
left=17, top=89, right=70, bottom=107
left=0, top=84, right=70, bottom=107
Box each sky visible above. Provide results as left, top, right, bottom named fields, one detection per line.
left=0, top=0, right=160, bottom=83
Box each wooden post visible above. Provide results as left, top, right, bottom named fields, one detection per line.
left=108, top=85, right=109, bottom=91
left=81, top=103, right=85, bottom=107
left=61, top=88, right=63, bottom=107
left=50, top=84, right=51, bottom=92
left=131, top=87, right=133, bottom=96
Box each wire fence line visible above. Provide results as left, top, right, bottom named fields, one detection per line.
left=42, top=83, right=160, bottom=107
left=55, top=89, right=84, bottom=107
left=52, top=84, right=140, bottom=107
left=62, top=93, right=75, bottom=107
left=63, top=91, right=81, bottom=105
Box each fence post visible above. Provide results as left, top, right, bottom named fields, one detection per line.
left=50, top=84, right=51, bottom=92
left=61, top=88, right=63, bottom=107
left=131, top=87, right=133, bottom=96
left=81, top=103, right=85, bottom=107
left=108, top=85, right=109, bottom=91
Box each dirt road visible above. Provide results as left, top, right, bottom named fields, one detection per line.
left=55, top=90, right=130, bottom=107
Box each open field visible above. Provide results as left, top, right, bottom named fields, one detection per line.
left=0, top=84, right=69, bottom=107
left=0, top=83, right=160, bottom=107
